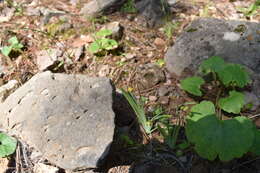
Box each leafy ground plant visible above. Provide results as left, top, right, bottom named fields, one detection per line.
left=0, top=36, right=23, bottom=57
left=88, top=29, right=118, bottom=55
left=180, top=56, right=260, bottom=161
left=0, top=133, right=17, bottom=157
left=237, top=0, right=260, bottom=17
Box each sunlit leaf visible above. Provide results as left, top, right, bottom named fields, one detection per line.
left=0, top=133, right=17, bottom=157
left=180, top=76, right=205, bottom=96
left=218, top=91, right=245, bottom=114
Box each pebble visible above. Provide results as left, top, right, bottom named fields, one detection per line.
left=154, top=38, right=165, bottom=47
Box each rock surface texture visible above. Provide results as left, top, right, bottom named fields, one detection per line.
left=165, top=18, right=260, bottom=101
left=0, top=71, right=115, bottom=170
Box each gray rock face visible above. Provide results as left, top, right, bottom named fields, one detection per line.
left=80, top=0, right=118, bottom=15
left=165, top=18, right=260, bottom=100
left=0, top=71, right=115, bottom=170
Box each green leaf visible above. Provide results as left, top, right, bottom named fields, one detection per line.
left=121, top=89, right=152, bottom=134
left=100, top=38, right=118, bottom=50
left=88, top=41, right=100, bottom=53
left=1, top=46, right=12, bottom=57
left=180, top=76, right=205, bottom=96
left=8, top=36, right=19, bottom=45
left=186, top=115, right=254, bottom=161
left=190, top=101, right=215, bottom=116
left=217, top=64, right=250, bottom=88
left=0, top=133, right=17, bottom=157
left=218, top=90, right=245, bottom=114
left=250, top=128, right=260, bottom=155
left=199, top=56, right=226, bottom=74
left=12, top=43, right=23, bottom=50
left=95, top=29, right=113, bottom=38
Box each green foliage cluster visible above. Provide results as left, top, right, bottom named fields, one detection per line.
left=180, top=56, right=260, bottom=161
left=237, top=0, right=260, bottom=17
left=121, top=0, right=137, bottom=13
left=0, top=36, right=23, bottom=57
left=88, top=29, right=118, bottom=54
left=0, top=133, right=17, bottom=157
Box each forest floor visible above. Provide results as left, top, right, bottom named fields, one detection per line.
left=0, top=0, right=259, bottom=172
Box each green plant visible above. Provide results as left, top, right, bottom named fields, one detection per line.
left=121, top=0, right=137, bottom=13
left=121, top=90, right=170, bottom=136
left=0, top=36, right=23, bottom=57
left=180, top=56, right=260, bottom=161
left=0, top=133, right=17, bottom=157
left=88, top=29, right=118, bottom=54
left=237, top=0, right=260, bottom=17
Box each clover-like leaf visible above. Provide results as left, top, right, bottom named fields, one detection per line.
left=180, top=76, right=205, bottom=96
left=8, top=36, right=19, bottom=45
left=95, top=29, right=113, bottom=38
left=0, top=133, right=17, bottom=157
left=1, top=46, right=12, bottom=57
left=199, top=56, right=226, bottom=74
left=88, top=41, right=100, bottom=53
left=186, top=114, right=254, bottom=161
left=217, top=64, right=250, bottom=88
left=218, top=90, right=245, bottom=114
left=100, top=38, right=118, bottom=50
left=250, top=128, right=260, bottom=156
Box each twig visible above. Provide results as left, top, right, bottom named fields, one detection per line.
left=249, top=113, right=260, bottom=119
left=232, top=156, right=260, bottom=170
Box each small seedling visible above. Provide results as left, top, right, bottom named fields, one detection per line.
left=121, top=90, right=169, bottom=136
left=180, top=56, right=260, bottom=161
left=0, top=133, right=17, bottom=157
left=237, top=0, right=260, bottom=17
left=88, top=29, right=118, bottom=55
left=155, top=59, right=165, bottom=67
left=0, top=36, right=23, bottom=57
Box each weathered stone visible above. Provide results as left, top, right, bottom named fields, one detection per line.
left=165, top=18, right=260, bottom=101
left=36, top=49, right=63, bottom=71
left=136, top=0, right=171, bottom=27
left=101, top=21, right=124, bottom=40
left=34, top=163, right=59, bottom=173
left=80, top=0, right=118, bottom=16
left=0, top=71, right=115, bottom=170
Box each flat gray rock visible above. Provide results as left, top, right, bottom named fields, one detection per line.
left=0, top=71, right=115, bottom=170
left=165, top=18, right=260, bottom=101
left=80, top=0, right=118, bottom=15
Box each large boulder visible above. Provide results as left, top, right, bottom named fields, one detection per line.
left=0, top=71, right=115, bottom=170
left=165, top=18, right=260, bottom=101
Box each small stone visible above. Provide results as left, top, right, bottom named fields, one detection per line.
left=34, top=163, right=59, bottom=173
left=158, top=96, right=169, bottom=105
left=154, top=38, right=165, bottom=47
left=149, top=96, right=157, bottom=102
left=101, top=21, right=124, bottom=40
left=74, top=46, right=85, bottom=61
left=125, top=53, right=136, bottom=60
left=0, top=80, right=18, bottom=102
left=147, top=52, right=154, bottom=58
left=36, top=49, right=63, bottom=71
left=158, top=86, right=170, bottom=97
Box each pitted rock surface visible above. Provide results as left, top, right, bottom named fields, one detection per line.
left=0, top=71, right=115, bottom=170
left=165, top=18, right=260, bottom=102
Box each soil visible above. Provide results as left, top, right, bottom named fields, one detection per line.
left=0, top=0, right=259, bottom=172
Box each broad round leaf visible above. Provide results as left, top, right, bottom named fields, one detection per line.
left=186, top=115, right=254, bottom=161
left=218, top=91, right=245, bottom=114
left=250, top=128, right=260, bottom=155
left=190, top=101, right=215, bottom=116
left=0, top=133, right=17, bottom=157
left=180, top=76, right=205, bottom=96
left=199, top=56, right=226, bottom=74
left=217, top=64, right=250, bottom=88
left=101, top=38, right=118, bottom=50
left=88, top=42, right=100, bottom=53
left=95, top=29, right=113, bottom=38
